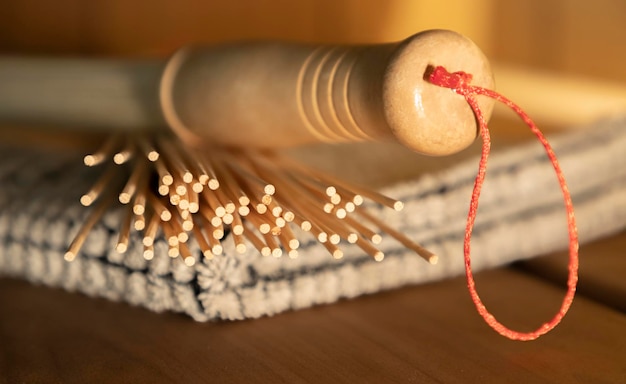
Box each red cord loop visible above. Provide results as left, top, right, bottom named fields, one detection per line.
left=428, top=65, right=579, bottom=341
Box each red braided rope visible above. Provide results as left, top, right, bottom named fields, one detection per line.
left=428, top=66, right=579, bottom=341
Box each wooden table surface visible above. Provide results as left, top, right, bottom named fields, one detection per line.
left=1, top=233, right=625, bottom=383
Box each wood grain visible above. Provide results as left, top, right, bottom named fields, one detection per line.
left=1, top=239, right=625, bottom=383
left=519, top=231, right=626, bottom=313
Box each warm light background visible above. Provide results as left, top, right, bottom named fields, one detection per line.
left=0, top=1, right=492, bottom=53
left=1, top=0, right=624, bottom=82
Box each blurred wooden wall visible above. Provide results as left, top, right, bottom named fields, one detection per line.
left=492, top=0, right=626, bottom=82
left=1, top=0, right=624, bottom=81
left=2, top=0, right=625, bottom=83
left=0, top=0, right=493, bottom=56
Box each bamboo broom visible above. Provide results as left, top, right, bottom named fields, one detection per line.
left=1, top=29, right=625, bottom=266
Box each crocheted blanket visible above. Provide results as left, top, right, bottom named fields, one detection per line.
left=1, top=118, right=625, bottom=320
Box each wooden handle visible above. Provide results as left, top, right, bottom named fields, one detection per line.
left=160, top=29, right=494, bottom=156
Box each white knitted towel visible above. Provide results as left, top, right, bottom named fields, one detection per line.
left=1, top=117, right=625, bottom=321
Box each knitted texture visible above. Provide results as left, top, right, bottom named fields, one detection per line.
left=1, top=117, right=625, bottom=320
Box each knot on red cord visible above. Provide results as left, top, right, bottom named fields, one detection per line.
left=428, top=66, right=474, bottom=95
